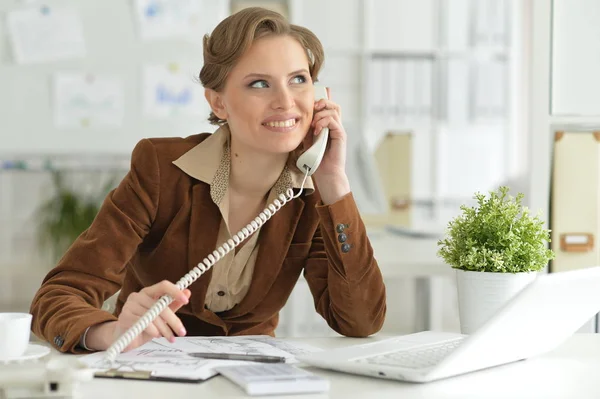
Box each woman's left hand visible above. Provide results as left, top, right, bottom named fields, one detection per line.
left=305, top=87, right=351, bottom=204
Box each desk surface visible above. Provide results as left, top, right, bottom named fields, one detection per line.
left=67, top=334, right=600, bottom=399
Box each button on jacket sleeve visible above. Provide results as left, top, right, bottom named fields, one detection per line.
left=29, top=139, right=160, bottom=353
left=304, top=192, right=387, bottom=337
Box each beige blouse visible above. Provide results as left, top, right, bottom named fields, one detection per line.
left=172, top=125, right=313, bottom=312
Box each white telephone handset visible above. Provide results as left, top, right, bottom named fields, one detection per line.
left=296, top=85, right=329, bottom=176
left=103, top=85, right=330, bottom=363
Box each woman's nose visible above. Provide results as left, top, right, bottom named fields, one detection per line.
left=271, top=87, right=295, bottom=110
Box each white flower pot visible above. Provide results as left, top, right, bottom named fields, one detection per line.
left=455, top=269, right=537, bottom=334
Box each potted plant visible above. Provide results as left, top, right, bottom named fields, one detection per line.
left=36, top=171, right=116, bottom=263
left=437, top=186, right=555, bottom=334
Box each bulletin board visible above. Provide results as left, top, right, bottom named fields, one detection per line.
left=0, top=0, right=230, bottom=155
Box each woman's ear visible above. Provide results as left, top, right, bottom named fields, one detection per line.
left=205, top=88, right=228, bottom=120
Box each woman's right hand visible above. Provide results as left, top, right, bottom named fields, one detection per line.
left=86, top=280, right=191, bottom=352
left=115, top=280, right=192, bottom=351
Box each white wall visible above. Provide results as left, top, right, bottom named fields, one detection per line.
left=528, top=0, right=552, bottom=220
left=551, top=0, right=600, bottom=116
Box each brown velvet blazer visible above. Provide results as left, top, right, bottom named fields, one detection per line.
left=29, top=133, right=387, bottom=353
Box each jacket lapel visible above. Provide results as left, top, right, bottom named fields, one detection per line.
left=222, top=196, right=305, bottom=318
left=187, top=183, right=220, bottom=315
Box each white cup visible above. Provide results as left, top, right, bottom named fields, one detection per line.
left=0, top=312, right=32, bottom=359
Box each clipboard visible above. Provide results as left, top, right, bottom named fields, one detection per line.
left=94, top=369, right=216, bottom=384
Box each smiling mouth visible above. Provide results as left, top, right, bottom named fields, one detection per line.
left=262, top=118, right=298, bottom=128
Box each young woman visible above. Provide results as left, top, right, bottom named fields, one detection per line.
left=30, top=7, right=386, bottom=353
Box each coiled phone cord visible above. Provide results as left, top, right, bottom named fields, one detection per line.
left=104, top=172, right=310, bottom=363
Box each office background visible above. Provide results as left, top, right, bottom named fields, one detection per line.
left=0, top=0, right=595, bottom=336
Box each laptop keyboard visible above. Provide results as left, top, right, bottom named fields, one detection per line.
left=353, top=338, right=464, bottom=369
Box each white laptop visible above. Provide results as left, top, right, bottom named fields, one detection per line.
left=298, top=267, right=600, bottom=383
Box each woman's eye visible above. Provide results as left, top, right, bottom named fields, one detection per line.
left=291, top=75, right=307, bottom=84
left=250, top=80, right=269, bottom=88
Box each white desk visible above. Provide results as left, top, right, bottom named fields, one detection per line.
left=58, top=334, right=600, bottom=399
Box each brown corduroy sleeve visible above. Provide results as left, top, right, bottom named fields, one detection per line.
left=29, top=139, right=160, bottom=353
left=303, top=192, right=387, bottom=337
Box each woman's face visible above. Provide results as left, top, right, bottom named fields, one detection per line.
left=210, top=35, right=315, bottom=156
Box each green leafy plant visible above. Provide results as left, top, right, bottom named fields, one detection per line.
left=437, top=186, right=555, bottom=273
left=36, top=171, right=116, bottom=262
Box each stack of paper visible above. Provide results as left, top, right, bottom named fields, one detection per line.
left=79, top=336, right=322, bottom=381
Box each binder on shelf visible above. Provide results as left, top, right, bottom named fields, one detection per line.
left=366, top=58, right=434, bottom=127
left=362, top=131, right=412, bottom=228
left=550, top=131, right=600, bottom=272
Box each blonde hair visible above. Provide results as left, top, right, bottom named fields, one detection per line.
left=199, top=7, right=325, bottom=125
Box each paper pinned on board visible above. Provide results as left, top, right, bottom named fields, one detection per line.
left=133, top=0, right=228, bottom=40
left=133, top=0, right=201, bottom=39
left=53, top=73, right=125, bottom=129
left=79, top=336, right=322, bottom=381
left=142, top=63, right=207, bottom=118
left=6, top=6, right=86, bottom=64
